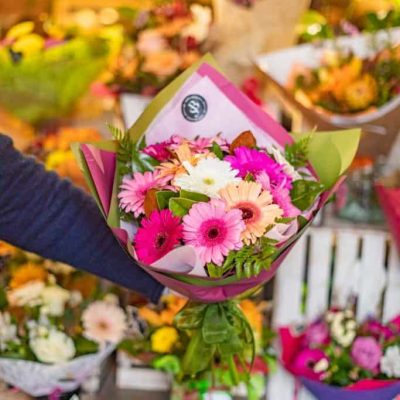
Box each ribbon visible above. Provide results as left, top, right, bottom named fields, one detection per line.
left=174, top=300, right=255, bottom=386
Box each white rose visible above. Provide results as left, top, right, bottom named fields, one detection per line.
left=7, top=281, right=45, bottom=307
left=40, top=286, right=70, bottom=316
left=381, top=346, right=400, bottom=378
left=30, top=330, right=75, bottom=364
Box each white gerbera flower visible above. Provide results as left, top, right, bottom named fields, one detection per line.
left=30, top=329, right=76, bottom=364
left=174, top=158, right=241, bottom=198
left=40, top=285, right=70, bottom=316
left=381, top=346, right=400, bottom=378
left=7, top=281, right=45, bottom=307
left=82, top=301, right=127, bottom=345
left=269, top=146, right=302, bottom=181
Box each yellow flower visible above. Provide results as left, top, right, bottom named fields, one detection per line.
left=45, top=150, right=71, bottom=170
left=219, top=181, right=283, bottom=245
left=43, top=128, right=100, bottom=152
left=344, top=74, right=377, bottom=112
left=9, top=263, right=48, bottom=289
left=151, top=326, right=179, bottom=353
left=12, top=34, right=45, bottom=56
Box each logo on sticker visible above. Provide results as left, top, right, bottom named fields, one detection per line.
left=181, top=94, right=207, bottom=122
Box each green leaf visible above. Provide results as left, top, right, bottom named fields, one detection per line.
left=0, top=287, right=8, bottom=310
left=290, top=179, right=324, bottom=211
left=152, top=355, right=181, bottom=375
left=156, top=190, right=178, bottom=209
left=131, top=147, right=158, bottom=173
left=107, top=123, right=125, bottom=142
left=207, top=263, right=223, bottom=278
left=179, top=190, right=209, bottom=203
left=284, top=135, right=310, bottom=168
left=74, top=336, right=99, bottom=356
left=169, top=197, right=196, bottom=217
left=212, top=141, right=224, bottom=160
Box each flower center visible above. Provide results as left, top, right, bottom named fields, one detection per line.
left=199, top=218, right=228, bottom=246
left=236, top=201, right=260, bottom=225
left=155, top=233, right=167, bottom=249
left=98, top=321, right=109, bottom=331
left=207, top=228, right=220, bottom=239
left=203, top=177, right=215, bottom=185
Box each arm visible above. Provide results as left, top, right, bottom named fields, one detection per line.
left=0, top=134, right=163, bottom=303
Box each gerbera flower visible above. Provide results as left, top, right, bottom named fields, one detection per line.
left=182, top=199, right=244, bottom=266
left=118, top=171, right=171, bottom=217
left=9, top=263, right=48, bottom=289
left=256, top=171, right=300, bottom=218
left=219, top=181, right=283, bottom=244
left=174, top=157, right=241, bottom=198
left=143, top=141, right=171, bottom=162
left=225, top=146, right=292, bottom=190
left=82, top=301, right=127, bottom=345
left=134, top=210, right=183, bottom=264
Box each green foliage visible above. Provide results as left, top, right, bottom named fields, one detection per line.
left=179, top=190, right=209, bottom=203
left=169, top=198, right=197, bottom=217
left=285, top=136, right=311, bottom=168
left=290, top=179, right=325, bottom=211
left=0, top=287, right=8, bottom=310
left=214, top=237, right=278, bottom=279
left=156, top=190, right=179, bottom=209
left=74, top=336, right=99, bottom=357
left=212, top=141, right=224, bottom=160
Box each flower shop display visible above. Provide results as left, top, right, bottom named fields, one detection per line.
left=118, top=295, right=274, bottom=399
left=0, top=241, right=126, bottom=397
left=73, top=54, right=360, bottom=390
left=257, top=27, right=400, bottom=157
left=0, top=21, right=109, bottom=125
left=110, top=1, right=212, bottom=96
left=27, top=127, right=102, bottom=190
left=279, top=308, right=400, bottom=400
left=376, top=171, right=400, bottom=252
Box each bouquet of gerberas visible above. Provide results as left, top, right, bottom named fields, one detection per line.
left=279, top=309, right=400, bottom=400
left=0, top=241, right=127, bottom=397
left=119, top=295, right=274, bottom=399
left=74, top=55, right=360, bottom=386
left=0, top=21, right=109, bottom=125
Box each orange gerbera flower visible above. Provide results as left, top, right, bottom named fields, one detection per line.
left=138, top=306, right=163, bottom=327
left=0, top=241, right=17, bottom=257
left=9, top=263, right=48, bottom=289
left=219, top=181, right=282, bottom=245
left=240, top=299, right=263, bottom=335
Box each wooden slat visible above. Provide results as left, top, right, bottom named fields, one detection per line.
left=305, top=229, right=332, bottom=323
left=331, top=230, right=360, bottom=308
left=272, top=235, right=307, bottom=327
left=383, top=243, right=400, bottom=322
left=356, top=232, right=387, bottom=322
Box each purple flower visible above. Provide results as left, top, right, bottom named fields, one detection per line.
left=351, top=337, right=382, bottom=373
left=226, top=147, right=292, bottom=190
left=291, top=348, right=329, bottom=380
left=305, top=321, right=330, bottom=347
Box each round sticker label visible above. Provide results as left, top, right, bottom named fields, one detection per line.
left=181, top=94, right=208, bottom=122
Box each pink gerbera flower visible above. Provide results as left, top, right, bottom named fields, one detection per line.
left=225, top=147, right=292, bottom=190
left=256, top=171, right=300, bottom=218
left=118, top=171, right=171, bottom=217
left=134, top=210, right=183, bottom=264
left=182, top=199, right=245, bottom=266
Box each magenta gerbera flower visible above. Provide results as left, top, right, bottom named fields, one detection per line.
left=143, top=141, right=171, bottom=162
left=256, top=171, right=300, bottom=218
left=225, top=146, right=292, bottom=190
left=118, top=171, right=171, bottom=217
left=182, top=199, right=245, bottom=266
left=134, top=210, right=183, bottom=264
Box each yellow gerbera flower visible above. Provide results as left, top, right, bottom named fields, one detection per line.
left=219, top=181, right=282, bottom=245
left=151, top=326, right=179, bottom=353
left=344, top=74, right=377, bottom=112
left=9, top=263, right=48, bottom=289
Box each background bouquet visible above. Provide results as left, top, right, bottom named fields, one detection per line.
left=279, top=308, right=400, bottom=400
left=0, top=21, right=109, bottom=125
left=257, top=27, right=400, bottom=157
left=0, top=241, right=126, bottom=397
left=74, top=55, right=359, bottom=386
left=119, top=294, right=274, bottom=399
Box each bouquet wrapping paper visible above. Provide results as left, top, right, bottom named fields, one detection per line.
left=0, top=345, right=114, bottom=397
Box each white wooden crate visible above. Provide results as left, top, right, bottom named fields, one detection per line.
left=268, top=226, right=400, bottom=400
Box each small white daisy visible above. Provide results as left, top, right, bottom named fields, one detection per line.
left=269, top=146, right=302, bottom=181
left=174, top=157, right=241, bottom=198
left=381, top=346, right=400, bottom=378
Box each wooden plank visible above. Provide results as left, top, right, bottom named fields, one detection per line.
left=332, top=230, right=360, bottom=308
left=383, top=243, right=400, bottom=322
left=272, top=235, right=307, bottom=327
left=305, top=228, right=332, bottom=323
left=356, top=232, right=387, bottom=322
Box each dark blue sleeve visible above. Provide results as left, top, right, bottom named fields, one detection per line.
left=0, top=134, right=163, bottom=303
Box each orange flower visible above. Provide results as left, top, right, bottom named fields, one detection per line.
left=142, top=50, right=181, bottom=78
left=0, top=241, right=17, bottom=257
left=9, top=263, right=48, bottom=289
left=344, top=74, right=377, bottom=111
left=219, top=181, right=282, bottom=245
left=43, top=128, right=100, bottom=152
left=155, top=17, right=192, bottom=37
left=138, top=306, right=163, bottom=327
left=181, top=51, right=201, bottom=69
left=240, top=299, right=263, bottom=335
